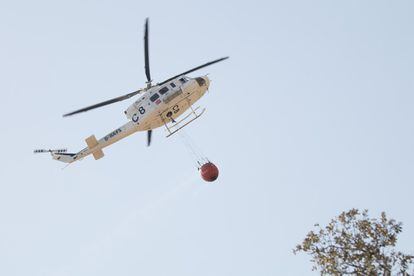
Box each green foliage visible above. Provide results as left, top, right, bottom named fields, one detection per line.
left=294, top=209, right=413, bottom=275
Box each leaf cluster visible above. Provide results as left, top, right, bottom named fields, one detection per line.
left=294, top=209, right=413, bottom=275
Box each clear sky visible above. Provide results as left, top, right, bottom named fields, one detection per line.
left=1, top=0, right=413, bottom=275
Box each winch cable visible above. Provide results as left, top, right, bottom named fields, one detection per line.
left=178, top=132, right=200, bottom=167
left=178, top=130, right=208, bottom=168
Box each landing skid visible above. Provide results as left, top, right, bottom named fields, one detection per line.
left=163, top=106, right=205, bottom=137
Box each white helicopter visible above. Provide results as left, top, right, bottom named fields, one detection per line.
left=35, top=19, right=228, bottom=164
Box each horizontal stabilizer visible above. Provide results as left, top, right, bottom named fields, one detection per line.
left=85, top=135, right=104, bottom=160
left=85, top=135, right=99, bottom=149
left=92, top=149, right=104, bottom=160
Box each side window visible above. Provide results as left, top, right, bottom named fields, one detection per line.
left=150, top=93, right=160, bottom=102
left=159, top=87, right=169, bottom=95
left=179, top=77, right=187, bottom=83
left=170, top=82, right=176, bottom=88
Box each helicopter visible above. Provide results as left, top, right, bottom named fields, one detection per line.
left=35, top=18, right=228, bottom=164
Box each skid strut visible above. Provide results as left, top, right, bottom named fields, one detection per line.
left=161, top=106, right=205, bottom=137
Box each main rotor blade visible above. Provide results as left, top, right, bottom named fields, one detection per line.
left=147, top=130, right=152, bottom=146
left=144, top=18, right=151, bottom=83
left=158, top=56, right=229, bottom=85
left=63, top=89, right=144, bottom=117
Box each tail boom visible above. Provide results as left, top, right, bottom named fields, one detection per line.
left=48, top=121, right=138, bottom=164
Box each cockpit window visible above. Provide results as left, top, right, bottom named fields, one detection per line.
left=150, top=93, right=160, bottom=102
left=159, top=87, right=169, bottom=95
left=179, top=77, right=187, bottom=83
left=170, top=82, right=176, bottom=88
left=195, top=77, right=206, bottom=86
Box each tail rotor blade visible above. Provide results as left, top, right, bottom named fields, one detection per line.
left=34, top=148, right=67, bottom=154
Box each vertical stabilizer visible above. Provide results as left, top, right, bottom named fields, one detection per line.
left=34, top=148, right=77, bottom=163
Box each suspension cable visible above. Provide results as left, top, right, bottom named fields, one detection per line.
left=178, top=130, right=208, bottom=168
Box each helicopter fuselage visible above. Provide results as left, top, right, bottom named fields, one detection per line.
left=125, top=75, right=210, bottom=131
left=55, top=75, right=210, bottom=163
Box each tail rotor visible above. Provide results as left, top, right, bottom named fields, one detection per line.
left=33, top=149, right=68, bottom=154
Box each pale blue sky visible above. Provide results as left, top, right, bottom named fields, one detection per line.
left=1, top=1, right=413, bottom=275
